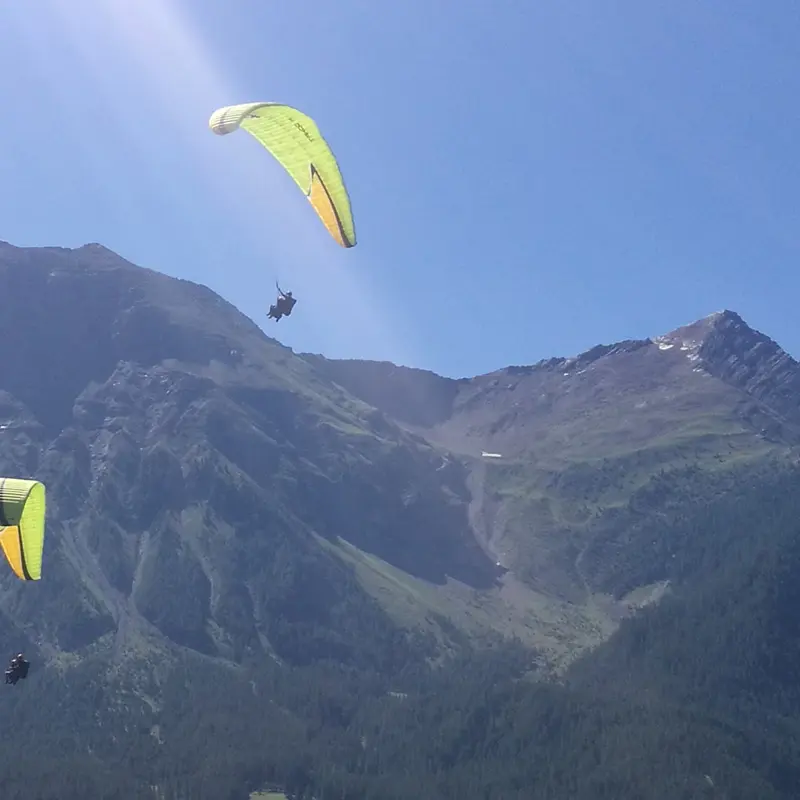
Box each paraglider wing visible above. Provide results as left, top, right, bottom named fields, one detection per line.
left=209, top=102, right=356, bottom=248
left=0, top=479, right=45, bottom=581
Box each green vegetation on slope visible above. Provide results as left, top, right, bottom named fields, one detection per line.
left=286, top=462, right=800, bottom=800
left=3, top=245, right=800, bottom=798
left=1, top=462, right=799, bottom=798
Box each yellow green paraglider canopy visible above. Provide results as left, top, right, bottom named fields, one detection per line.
left=209, top=102, right=356, bottom=248
left=0, top=478, right=46, bottom=581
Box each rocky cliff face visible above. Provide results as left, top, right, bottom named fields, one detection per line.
left=667, top=310, right=800, bottom=438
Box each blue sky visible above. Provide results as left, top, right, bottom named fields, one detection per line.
left=2, top=1, right=800, bottom=377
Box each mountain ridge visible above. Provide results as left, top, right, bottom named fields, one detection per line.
left=305, top=304, right=800, bottom=643
left=306, top=308, right=800, bottom=437
left=1, top=241, right=796, bottom=661
left=1, top=241, right=800, bottom=796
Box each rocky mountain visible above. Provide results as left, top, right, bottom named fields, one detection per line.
left=0, top=240, right=799, bottom=797
left=307, top=309, right=800, bottom=650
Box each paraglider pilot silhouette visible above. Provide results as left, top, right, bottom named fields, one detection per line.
left=267, top=281, right=297, bottom=322
left=5, top=652, right=29, bottom=685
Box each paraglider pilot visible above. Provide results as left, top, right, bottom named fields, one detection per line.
left=5, top=652, right=29, bottom=685
left=267, top=281, right=297, bottom=322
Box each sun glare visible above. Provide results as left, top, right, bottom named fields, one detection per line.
left=11, top=0, right=416, bottom=365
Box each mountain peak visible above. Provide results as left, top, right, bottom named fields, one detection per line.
left=661, top=308, right=790, bottom=363
left=656, top=309, right=800, bottom=434
left=651, top=309, right=774, bottom=364
left=660, top=308, right=743, bottom=344
left=501, top=312, right=755, bottom=382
